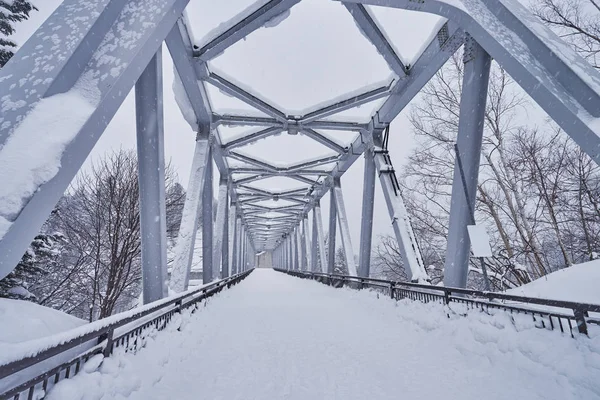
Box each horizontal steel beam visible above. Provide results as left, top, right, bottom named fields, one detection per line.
left=195, top=0, right=301, bottom=61
left=207, top=73, right=287, bottom=122
left=300, top=80, right=393, bottom=123
left=223, top=126, right=282, bottom=151
left=343, top=3, right=407, bottom=77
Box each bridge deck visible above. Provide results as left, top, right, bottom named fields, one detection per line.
left=47, top=269, right=599, bottom=400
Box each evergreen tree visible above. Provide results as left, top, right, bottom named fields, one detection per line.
left=0, top=232, right=64, bottom=300
left=334, top=247, right=349, bottom=275
left=0, top=0, right=37, bottom=67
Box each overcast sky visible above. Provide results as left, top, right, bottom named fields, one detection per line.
left=15, top=0, right=447, bottom=251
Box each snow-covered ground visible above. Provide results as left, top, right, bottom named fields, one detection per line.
left=46, top=269, right=600, bottom=400
left=507, top=259, right=600, bottom=305
left=0, top=298, right=85, bottom=344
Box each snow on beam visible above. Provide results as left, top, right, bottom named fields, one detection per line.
left=227, top=152, right=279, bottom=172
left=223, top=127, right=283, bottom=151
left=289, top=175, right=319, bottom=186
left=166, top=19, right=212, bottom=131
left=301, top=129, right=347, bottom=154
left=373, top=21, right=464, bottom=125
left=207, top=73, right=287, bottom=122
left=340, top=0, right=600, bottom=162
left=372, top=136, right=429, bottom=282
left=214, top=114, right=284, bottom=128
left=171, top=138, right=211, bottom=292
left=301, top=120, right=369, bottom=132
left=283, top=155, right=340, bottom=172
left=343, top=3, right=407, bottom=77
left=0, top=0, right=191, bottom=280
left=300, top=80, right=394, bottom=124
left=195, top=0, right=302, bottom=62
left=231, top=168, right=331, bottom=175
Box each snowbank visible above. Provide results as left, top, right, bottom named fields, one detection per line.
left=507, top=259, right=600, bottom=305
left=0, top=298, right=85, bottom=344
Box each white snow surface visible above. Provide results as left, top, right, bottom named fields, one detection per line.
left=0, top=298, right=85, bottom=344
left=508, top=259, right=600, bottom=305
left=0, top=87, right=97, bottom=240
left=46, top=269, right=600, bottom=400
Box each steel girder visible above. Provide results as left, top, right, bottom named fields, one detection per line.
left=136, top=49, right=169, bottom=303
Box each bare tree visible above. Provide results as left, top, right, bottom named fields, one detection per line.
left=533, top=0, right=600, bottom=68
left=29, top=150, right=184, bottom=320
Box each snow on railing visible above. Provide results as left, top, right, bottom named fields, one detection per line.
left=275, top=269, right=600, bottom=338
left=0, top=270, right=254, bottom=400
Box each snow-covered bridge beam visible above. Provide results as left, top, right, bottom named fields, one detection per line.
left=171, top=137, right=211, bottom=292
left=0, top=0, right=192, bottom=281
left=213, top=176, right=230, bottom=281
left=194, top=0, right=301, bottom=62
left=206, top=73, right=287, bottom=122
left=214, top=114, right=284, bottom=129
left=343, top=3, right=407, bottom=78
left=332, top=179, right=358, bottom=276
left=165, top=19, right=212, bottom=131
left=300, top=129, right=347, bottom=154
left=300, top=80, right=393, bottom=124
left=136, top=49, right=169, bottom=303
left=232, top=168, right=331, bottom=176
left=340, top=0, right=600, bottom=162
left=444, top=37, right=491, bottom=289
left=223, top=127, right=283, bottom=151
left=357, top=148, right=376, bottom=278
left=313, top=202, right=327, bottom=273
left=283, top=155, right=340, bottom=173
left=203, top=147, right=215, bottom=283
left=371, top=135, right=429, bottom=282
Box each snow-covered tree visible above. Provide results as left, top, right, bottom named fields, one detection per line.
left=333, top=247, right=349, bottom=275
left=0, top=0, right=37, bottom=67
left=0, top=232, right=64, bottom=301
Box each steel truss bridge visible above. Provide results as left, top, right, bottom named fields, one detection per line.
left=0, top=3, right=600, bottom=394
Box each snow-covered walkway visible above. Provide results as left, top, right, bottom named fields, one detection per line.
left=48, top=269, right=600, bottom=400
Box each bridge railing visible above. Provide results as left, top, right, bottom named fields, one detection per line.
left=274, top=269, right=600, bottom=338
left=0, top=270, right=254, bottom=400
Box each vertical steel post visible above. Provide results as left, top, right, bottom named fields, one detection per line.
left=232, top=215, right=240, bottom=275
left=202, top=148, right=213, bottom=283
left=313, top=201, right=327, bottom=272
left=372, top=131, right=429, bottom=282
left=221, top=192, right=229, bottom=278
left=358, top=148, right=376, bottom=278
left=171, top=137, right=210, bottom=291
left=212, top=175, right=228, bottom=280
left=135, top=48, right=168, bottom=303
left=228, top=202, right=236, bottom=274
left=288, top=235, right=293, bottom=271
left=300, top=216, right=308, bottom=271
left=303, top=215, right=311, bottom=271
left=327, top=189, right=337, bottom=274
left=444, top=36, right=492, bottom=289
left=238, top=224, right=244, bottom=272
left=311, top=209, right=318, bottom=272
left=295, top=226, right=301, bottom=271
left=332, top=178, right=358, bottom=276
